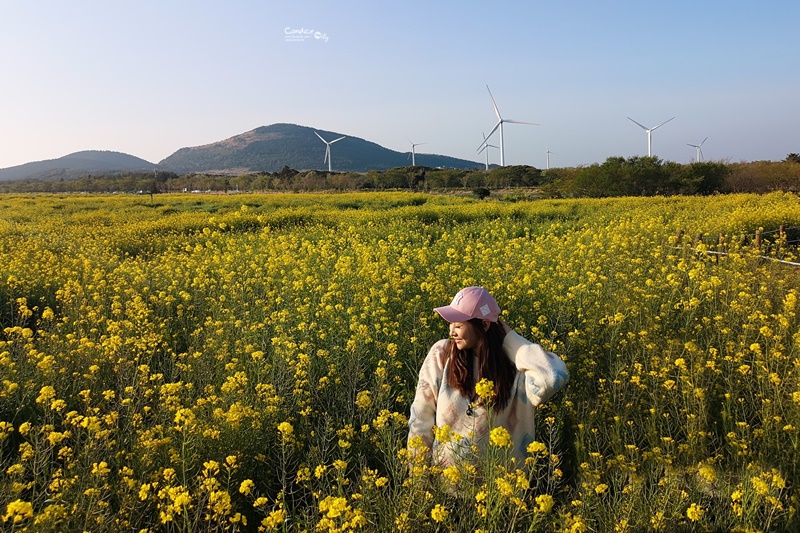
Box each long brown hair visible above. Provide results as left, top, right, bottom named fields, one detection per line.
left=445, top=318, right=516, bottom=410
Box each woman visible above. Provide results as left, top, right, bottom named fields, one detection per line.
left=408, top=286, right=569, bottom=467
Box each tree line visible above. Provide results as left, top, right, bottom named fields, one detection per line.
left=2, top=156, right=800, bottom=197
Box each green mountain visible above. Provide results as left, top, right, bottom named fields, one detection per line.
left=0, top=150, right=157, bottom=182
left=158, top=123, right=481, bottom=173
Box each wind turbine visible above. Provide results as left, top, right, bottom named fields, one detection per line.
left=687, top=137, right=708, bottom=163
left=477, top=132, right=498, bottom=171
left=314, top=131, right=346, bottom=172
left=408, top=141, right=427, bottom=166
left=479, top=85, right=538, bottom=167
left=627, top=116, right=675, bottom=157
left=546, top=148, right=555, bottom=170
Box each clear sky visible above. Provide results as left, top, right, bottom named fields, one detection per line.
left=1, top=1, right=798, bottom=170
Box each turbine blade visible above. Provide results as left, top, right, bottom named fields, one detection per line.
left=504, top=119, right=539, bottom=126
left=651, top=117, right=675, bottom=131
left=700, top=136, right=708, bottom=146
left=486, top=85, right=502, bottom=119
left=314, top=131, right=327, bottom=142
left=627, top=117, right=648, bottom=130
left=330, top=136, right=346, bottom=144
left=478, top=121, right=502, bottom=150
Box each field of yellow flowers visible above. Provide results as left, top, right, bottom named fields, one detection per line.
left=1, top=191, right=799, bottom=532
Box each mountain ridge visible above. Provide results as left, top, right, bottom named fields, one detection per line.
left=0, top=150, right=157, bottom=182
left=0, top=124, right=482, bottom=181
left=158, top=123, right=481, bottom=174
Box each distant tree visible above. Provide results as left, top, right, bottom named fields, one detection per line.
left=473, top=187, right=491, bottom=200
left=672, top=162, right=729, bottom=195
left=724, top=161, right=800, bottom=193
left=250, top=173, right=271, bottom=191
left=786, top=153, right=800, bottom=164
left=573, top=157, right=627, bottom=197
left=425, top=168, right=461, bottom=190
left=374, top=168, right=408, bottom=189
left=571, top=156, right=667, bottom=197
left=486, top=165, right=541, bottom=188
left=276, top=166, right=298, bottom=180
left=272, top=166, right=299, bottom=190
left=405, top=167, right=427, bottom=190
left=328, top=173, right=351, bottom=191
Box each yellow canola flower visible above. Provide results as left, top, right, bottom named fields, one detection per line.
left=475, top=378, right=495, bottom=401
left=698, top=464, right=716, bottom=483
left=261, top=508, right=286, bottom=530
left=207, top=489, right=233, bottom=519
left=91, top=461, right=111, bottom=477
left=433, top=425, right=454, bottom=444
left=751, top=476, right=770, bottom=496
left=686, top=502, right=704, bottom=522
left=355, top=390, right=372, bottom=409
left=319, top=496, right=349, bottom=519
left=277, top=421, right=294, bottom=444
left=495, top=477, right=514, bottom=497
left=238, top=479, right=254, bottom=495
left=395, top=512, right=410, bottom=532
left=442, top=465, right=461, bottom=484
left=489, top=426, right=512, bottom=448
left=527, top=441, right=548, bottom=455
left=6, top=464, right=24, bottom=476
left=536, top=494, right=554, bottom=513
left=430, top=503, right=448, bottom=523
left=36, top=385, right=57, bottom=405
left=3, top=500, right=33, bottom=523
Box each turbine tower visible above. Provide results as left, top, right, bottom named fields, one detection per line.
left=314, top=131, right=346, bottom=173
left=546, top=148, right=555, bottom=170
left=687, top=137, right=708, bottom=163
left=480, top=85, right=538, bottom=167
left=409, top=141, right=427, bottom=167
left=627, top=116, right=674, bottom=157
left=477, top=132, right=498, bottom=171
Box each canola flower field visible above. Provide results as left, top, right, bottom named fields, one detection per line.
left=1, top=191, right=800, bottom=533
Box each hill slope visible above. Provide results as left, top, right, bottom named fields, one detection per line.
left=158, top=123, right=481, bottom=173
left=0, top=151, right=157, bottom=181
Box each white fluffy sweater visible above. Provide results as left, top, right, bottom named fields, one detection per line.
left=407, top=330, right=569, bottom=466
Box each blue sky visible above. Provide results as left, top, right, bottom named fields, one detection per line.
left=1, top=1, right=798, bottom=170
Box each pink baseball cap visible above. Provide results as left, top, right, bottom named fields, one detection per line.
left=434, top=286, right=501, bottom=323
